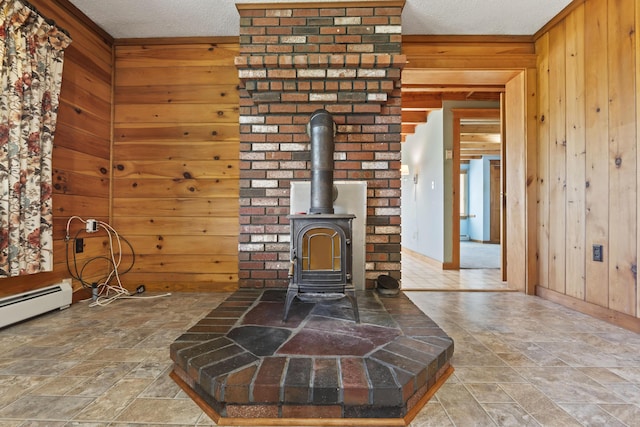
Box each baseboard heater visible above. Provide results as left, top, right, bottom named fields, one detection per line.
left=0, top=279, right=72, bottom=329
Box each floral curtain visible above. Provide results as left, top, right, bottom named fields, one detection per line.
left=0, top=0, right=71, bottom=277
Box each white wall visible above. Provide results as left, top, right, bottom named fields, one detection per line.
left=401, top=109, right=444, bottom=261
left=402, top=101, right=500, bottom=264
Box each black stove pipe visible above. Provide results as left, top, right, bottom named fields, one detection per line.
left=308, top=109, right=336, bottom=214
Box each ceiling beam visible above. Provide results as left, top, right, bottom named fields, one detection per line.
left=402, top=124, right=418, bottom=135
left=461, top=142, right=502, bottom=150
left=460, top=134, right=501, bottom=143
left=460, top=123, right=501, bottom=133
left=401, top=92, right=444, bottom=109
left=402, top=85, right=505, bottom=93
left=401, top=110, right=429, bottom=123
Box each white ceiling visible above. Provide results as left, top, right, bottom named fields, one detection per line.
left=67, top=0, right=573, bottom=39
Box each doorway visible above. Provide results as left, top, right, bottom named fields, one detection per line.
left=400, top=68, right=534, bottom=292
left=458, top=120, right=502, bottom=270
left=452, top=108, right=503, bottom=273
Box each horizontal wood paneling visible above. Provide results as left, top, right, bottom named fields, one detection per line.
left=113, top=179, right=238, bottom=199
left=116, top=273, right=238, bottom=292
left=114, top=104, right=238, bottom=124
left=121, top=254, right=237, bottom=274
left=113, top=41, right=240, bottom=292
left=112, top=198, right=239, bottom=217
left=115, top=66, right=239, bottom=86
left=115, top=44, right=239, bottom=67
left=114, top=85, right=239, bottom=105
left=114, top=127, right=239, bottom=144
left=402, top=36, right=537, bottom=69
left=58, top=101, right=111, bottom=137
left=123, top=235, right=238, bottom=255
left=535, top=0, right=639, bottom=319
left=53, top=170, right=109, bottom=197
left=54, top=194, right=109, bottom=218
left=53, top=146, right=110, bottom=177
left=0, top=0, right=113, bottom=298
left=402, top=36, right=535, bottom=54
left=62, top=46, right=112, bottom=92
left=112, top=160, right=238, bottom=179
left=111, top=217, right=239, bottom=237
left=54, top=123, right=110, bottom=158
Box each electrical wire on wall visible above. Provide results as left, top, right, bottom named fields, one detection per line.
left=65, top=216, right=170, bottom=307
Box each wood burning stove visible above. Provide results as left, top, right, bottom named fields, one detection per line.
left=283, top=110, right=359, bottom=322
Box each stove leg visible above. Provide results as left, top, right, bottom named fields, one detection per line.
left=345, top=287, right=359, bottom=323
left=283, top=286, right=298, bottom=322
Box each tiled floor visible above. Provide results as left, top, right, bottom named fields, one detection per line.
left=402, top=250, right=510, bottom=292
left=0, top=255, right=639, bottom=426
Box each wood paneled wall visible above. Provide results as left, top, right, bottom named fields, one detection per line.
left=535, top=0, right=640, bottom=325
left=0, top=0, right=113, bottom=298
left=112, top=39, right=240, bottom=292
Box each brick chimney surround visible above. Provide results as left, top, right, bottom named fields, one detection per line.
left=235, top=0, right=407, bottom=290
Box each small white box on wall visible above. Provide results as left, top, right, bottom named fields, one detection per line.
left=290, top=181, right=367, bottom=290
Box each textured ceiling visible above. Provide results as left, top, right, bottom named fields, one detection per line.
left=67, top=0, right=573, bottom=39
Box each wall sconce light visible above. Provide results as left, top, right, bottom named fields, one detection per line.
left=413, top=173, right=419, bottom=184
left=400, top=164, right=409, bottom=176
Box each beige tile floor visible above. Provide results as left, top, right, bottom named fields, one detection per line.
left=401, top=249, right=511, bottom=292
left=0, top=255, right=639, bottom=426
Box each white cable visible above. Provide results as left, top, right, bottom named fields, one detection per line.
left=66, top=216, right=169, bottom=307
left=89, top=221, right=130, bottom=307
left=65, top=215, right=86, bottom=239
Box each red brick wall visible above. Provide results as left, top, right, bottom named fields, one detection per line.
left=235, top=1, right=405, bottom=289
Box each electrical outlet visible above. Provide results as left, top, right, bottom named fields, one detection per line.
left=75, top=237, right=84, bottom=254
left=592, top=244, right=603, bottom=262
left=85, top=219, right=98, bottom=233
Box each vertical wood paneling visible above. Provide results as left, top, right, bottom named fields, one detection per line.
left=506, top=72, right=527, bottom=292
left=636, top=0, right=640, bottom=317
left=565, top=4, right=587, bottom=300
left=607, top=0, right=637, bottom=315
left=537, top=0, right=640, bottom=323
left=536, top=34, right=551, bottom=289
left=112, top=42, right=240, bottom=292
left=548, top=22, right=567, bottom=294
left=585, top=0, right=610, bottom=306
left=526, top=67, right=539, bottom=294
left=0, top=0, right=113, bottom=298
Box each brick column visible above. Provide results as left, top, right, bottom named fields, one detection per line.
left=235, top=1, right=406, bottom=289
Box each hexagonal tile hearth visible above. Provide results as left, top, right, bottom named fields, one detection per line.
left=170, top=290, right=454, bottom=425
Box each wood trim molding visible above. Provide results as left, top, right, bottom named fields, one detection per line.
left=53, top=0, right=114, bottom=44
left=536, top=286, right=640, bottom=333
left=114, top=36, right=239, bottom=46
left=402, top=247, right=443, bottom=269
left=533, top=0, right=585, bottom=41
left=450, top=109, right=501, bottom=119
left=402, top=35, right=534, bottom=44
